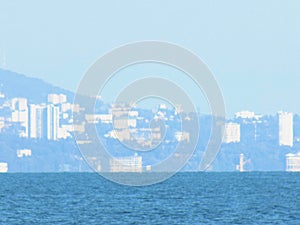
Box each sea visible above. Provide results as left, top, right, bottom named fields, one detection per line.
left=0, top=172, right=299, bottom=224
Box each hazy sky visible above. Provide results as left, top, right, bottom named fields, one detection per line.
left=0, top=0, right=300, bottom=116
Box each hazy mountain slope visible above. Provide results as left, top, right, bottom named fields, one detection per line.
left=0, top=69, right=74, bottom=103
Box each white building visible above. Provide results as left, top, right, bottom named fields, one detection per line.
left=0, top=162, right=8, bottom=173
left=11, top=98, right=28, bottom=111
left=223, top=122, right=240, bottom=143
left=47, top=105, right=60, bottom=140
left=113, top=118, right=137, bottom=129
left=11, top=98, right=29, bottom=137
left=58, top=125, right=73, bottom=139
left=29, top=104, right=46, bottom=139
left=110, top=154, right=142, bottom=172
left=11, top=110, right=29, bottom=137
left=175, top=131, right=190, bottom=142
left=235, top=110, right=255, bottom=119
left=17, top=149, right=32, bottom=158
left=61, top=102, right=72, bottom=112
left=278, top=111, right=293, bottom=147
left=286, top=153, right=300, bottom=172
left=85, top=114, right=113, bottom=124
left=235, top=110, right=262, bottom=120
left=48, top=93, right=67, bottom=105
left=0, top=117, right=5, bottom=132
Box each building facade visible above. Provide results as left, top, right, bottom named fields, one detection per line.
left=278, top=112, right=293, bottom=147
left=47, top=105, right=60, bottom=140
left=286, top=153, right=300, bottom=172
left=223, top=122, right=241, bottom=143
left=29, top=104, right=46, bottom=139
left=110, top=154, right=142, bottom=172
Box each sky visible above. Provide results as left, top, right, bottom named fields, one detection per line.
left=0, top=0, right=300, bottom=116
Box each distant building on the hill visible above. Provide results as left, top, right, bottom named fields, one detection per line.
left=286, top=153, right=300, bottom=172
left=235, top=110, right=256, bottom=119
left=47, top=105, right=60, bottom=140
left=17, top=149, right=32, bottom=158
left=29, top=104, right=61, bottom=140
left=223, top=122, right=240, bottom=143
left=11, top=98, right=29, bottom=137
left=29, top=104, right=46, bottom=139
left=278, top=111, right=293, bottom=147
left=48, top=93, right=67, bottom=105
left=0, top=117, right=5, bottom=132
left=175, top=131, right=190, bottom=142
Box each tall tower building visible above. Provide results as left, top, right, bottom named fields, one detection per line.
left=29, top=104, right=46, bottom=139
left=278, top=112, right=293, bottom=147
left=47, top=105, right=60, bottom=140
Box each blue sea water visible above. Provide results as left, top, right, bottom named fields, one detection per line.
left=0, top=172, right=299, bottom=224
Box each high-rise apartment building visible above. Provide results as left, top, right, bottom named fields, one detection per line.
left=278, top=112, right=293, bottom=147
left=47, top=105, right=60, bottom=140
left=29, top=104, right=46, bottom=139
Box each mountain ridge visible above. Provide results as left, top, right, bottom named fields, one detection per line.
left=0, top=68, right=74, bottom=103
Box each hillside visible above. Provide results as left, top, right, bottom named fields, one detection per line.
left=0, top=69, right=74, bottom=103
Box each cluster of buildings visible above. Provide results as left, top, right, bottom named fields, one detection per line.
left=84, top=103, right=190, bottom=148
left=0, top=93, right=81, bottom=173
left=0, top=93, right=193, bottom=172
left=0, top=93, right=78, bottom=140
left=223, top=110, right=294, bottom=147
left=80, top=103, right=190, bottom=172
left=224, top=110, right=300, bottom=172
left=1, top=88, right=300, bottom=172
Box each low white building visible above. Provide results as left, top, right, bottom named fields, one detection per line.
left=110, top=154, right=142, bottom=173
left=85, top=114, right=113, bottom=124
left=17, top=149, right=32, bottom=158
left=286, top=153, right=300, bottom=172
left=0, top=162, right=8, bottom=173
left=235, top=110, right=262, bottom=120
left=175, top=131, right=190, bottom=143
left=48, top=93, right=67, bottom=105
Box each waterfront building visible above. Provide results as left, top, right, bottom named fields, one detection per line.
left=286, top=153, right=300, bottom=172
left=110, top=154, right=142, bottom=172
left=0, top=162, right=8, bottom=173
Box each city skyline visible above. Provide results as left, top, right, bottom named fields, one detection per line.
left=1, top=71, right=300, bottom=173
left=1, top=2, right=299, bottom=224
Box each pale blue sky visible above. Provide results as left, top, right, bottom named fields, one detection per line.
left=0, top=0, right=300, bottom=115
